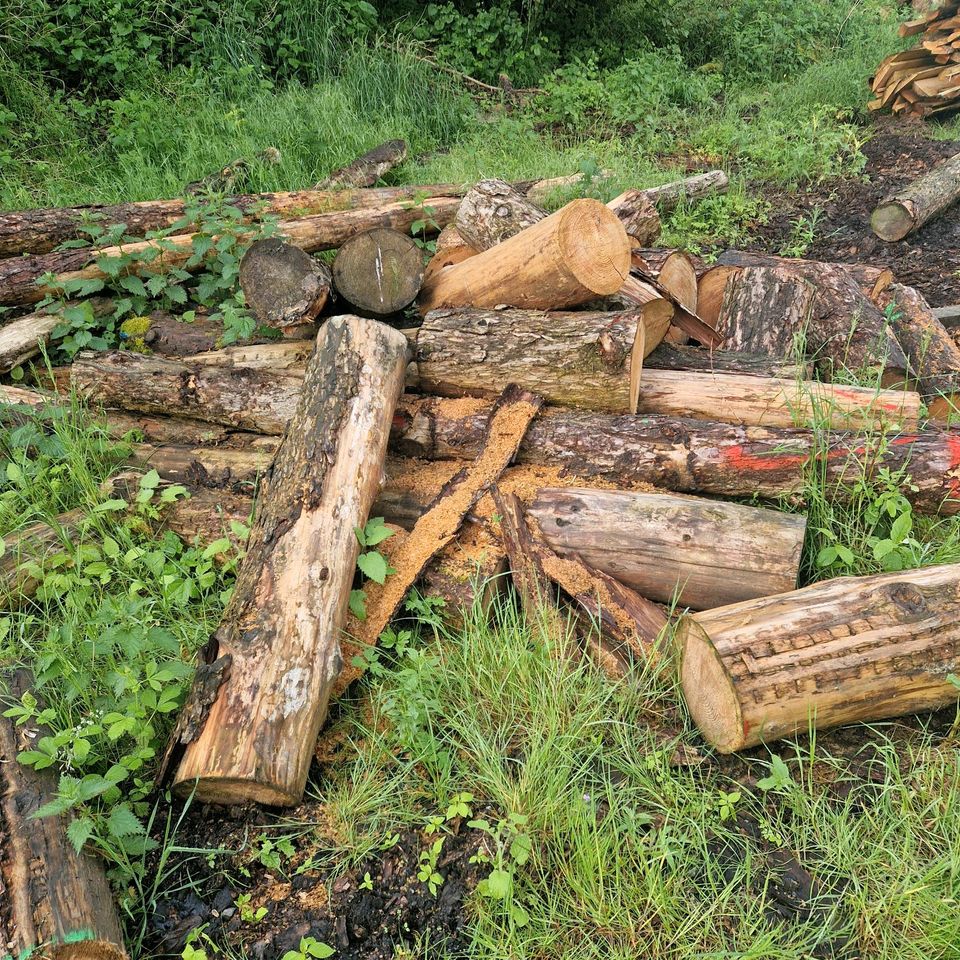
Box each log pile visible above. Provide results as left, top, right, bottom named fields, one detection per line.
left=5, top=160, right=960, bottom=944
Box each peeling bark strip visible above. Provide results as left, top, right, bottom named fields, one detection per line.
left=316, top=139, right=408, bottom=190
left=172, top=316, right=408, bottom=806
left=339, top=386, right=544, bottom=691
left=528, top=487, right=805, bottom=610
left=680, top=562, right=960, bottom=753
left=871, top=149, right=960, bottom=241
left=0, top=669, right=128, bottom=960
left=415, top=307, right=646, bottom=413
left=389, top=396, right=960, bottom=516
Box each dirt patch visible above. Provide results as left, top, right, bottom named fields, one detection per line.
left=748, top=119, right=960, bottom=306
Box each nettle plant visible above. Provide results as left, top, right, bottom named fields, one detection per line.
left=349, top=516, right=397, bottom=620
left=37, top=195, right=279, bottom=359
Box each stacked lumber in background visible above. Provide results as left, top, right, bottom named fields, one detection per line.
left=870, top=1, right=960, bottom=118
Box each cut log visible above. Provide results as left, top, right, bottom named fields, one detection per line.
left=0, top=669, right=128, bottom=960
left=696, top=265, right=737, bottom=331
left=610, top=276, right=674, bottom=354
left=187, top=340, right=313, bottom=372
left=422, top=225, right=478, bottom=287
left=679, top=562, right=960, bottom=753
left=933, top=304, right=960, bottom=327
left=417, top=199, right=631, bottom=314
left=316, top=139, right=408, bottom=189
left=0, top=307, right=62, bottom=373
left=239, top=238, right=331, bottom=329
left=617, top=273, right=721, bottom=348
left=871, top=150, right=960, bottom=240
left=185, top=147, right=281, bottom=195
left=1, top=199, right=461, bottom=307
left=332, top=228, right=425, bottom=316
left=528, top=487, right=805, bottom=610
left=879, top=282, right=960, bottom=419
left=635, top=369, right=920, bottom=431
left=337, top=385, right=543, bottom=693
left=121, top=310, right=232, bottom=356
left=632, top=249, right=698, bottom=313
left=644, top=342, right=811, bottom=379
left=643, top=170, right=729, bottom=212
left=415, top=307, right=646, bottom=413
left=171, top=316, right=409, bottom=806
left=390, top=396, right=960, bottom=516
left=132, top=442, right=275, bottom=492
left=605, top=192, right=662, bottom=245
left=454, top=179, right=547, bottom=250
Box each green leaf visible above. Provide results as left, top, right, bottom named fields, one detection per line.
left=357, top=551, right=389, bottom=584
left=509, top=832, right=531, bottom=865
left=349, top=589, right=367, bottom=620
left=119, top=274, right=148, bottom=297
left=362, top=517, right=395, bottom=547
left=483, top=868, right=511, bottom=899
left=107, top=804, right=145, bottom=837
left=815, top=545, right=837, bottom=567
left=201, top=537, right=231, bottom=560
left=890, top=511, right=912, bottom=544
left=66, top=816, right=94, bottom=852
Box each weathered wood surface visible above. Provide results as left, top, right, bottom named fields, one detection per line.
left=0, top=306, right=63, bottom=373
left=642, top=170, right=729, bottom=211
left=0, top=669, right=128, bottom=960
left=871, top=150, right=960, bottom=240
left=455, top=179, right=547, bottom=250
left=390, top=395, right=960, bottom=516
left=239, top=238, right=331, bottom=329
left=415, top=307, right=646, bottom=413
left=529, top=487, right=805, bottom=610
left=332, top=227, right=425, bottom=316
left=605, top=191, right=662, bottom=245
left=680, top=562, right=960, bottom=752
left=617, top=271, right=722, bottom=348
left=644, top=342, right=811, bottom=379
left=316, top=139, right=408, bottom=189
left=171, top=316, right=408, bottom=805
left=417, top=199, right=631, bottom=314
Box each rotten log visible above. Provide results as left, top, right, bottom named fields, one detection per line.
left=455, top=179, right=547, bottom=250
left=644, top=342, right=811, bottom=379
left=415, top=307, right=646, bottom=413
left=332, top=228, right=425, bottom=316
left=0, top=306, right=63, bottom=374
left=0, top=669, right=128, bottom=960
left=316, top=139, right=408, bottom=190
left=185, top=147, right=281, bottom=195
left=642, top=170, right=729, bottom=212
left=170, top=317, right=409, bottom=805
left=528, top=487, right=805, bottom=610
left=239, top=238, right=331, bottom=329
left=680, top=562, right=960, bottom=753
left=871, top=150, right=960, bottom=241
left=417, top=199, right=631, bottom=314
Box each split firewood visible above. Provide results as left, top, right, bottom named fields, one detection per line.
left=315, top=139, right=408, bottom=189
left=455, top=178, right=547, bottom=250
left=1, top=198, right=461, bottom=308
left=337, top=385, right=543, bottom=693
left=415, top=307, right=646, bottom=413
left=680, top=562, right=960, bottom=753
left=877, top=282, right=960, bottom=419
left=605, top=192, right=662, bottom=245
left=0, top=669, right=128, bottom=960
left=608, top=276, right=674, bottom=354
left=528, top=487, right=805, bottom=610
left=696, top=264, right=737, bottom=331
left=644, top=342, right=811, bottom=379
left=617, top=269, right=721, bottom=348
left=332, top=227, right=425, bottom=316
left=169, top=316, right=409, bottom=806
left=642, top=170, right=729, bottom=212
left=632, top=249, right=698, bottom=313
left=239, top=238, right=331, bottom=329
left=390, top=395, right=960, bottom=516
left=872, top=151, right=960, bottom=240
left=417, top=199, right=631, bottom=314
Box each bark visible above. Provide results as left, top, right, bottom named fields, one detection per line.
left=642, top=170, right=729, bottom=212
left=879, top=283, right=960, bottom=419
left=634, top=369, right=921, bottom=431
left=124, top=311, right=231, bottom=356
left=0, top=670, right=128, bottom=960
left=239, top=239, right=331, bottom=329
left=605, top=192, right=662, bottom=245
left=528, top=487, right=805, bottom=610
left=1, top=198, right=461, bottom=307
left=933, top=304, right=960, bottom=328
left=184, top=147, right=282, bottom=195
left=332, top=228, right=425, bottom=316
left=455, top=179, right=547, bottom=250
left=644, top=342, right=811, bottom=379
left=131, top=443, right=275, bottom=493
left=415, top=307, right=646, bottom=413
left=417, top=199, right=631, bottom=314
left=871, top=150, right=960, bottom=240
left=186, top=340, right=314, bottom=371
left=171, top=316, right=409, bottom=806
left=389, top=395, right=960, bottom=516
left=316, top=139, right=408, bottom=190
left=680, top=562, right=960, bottom=753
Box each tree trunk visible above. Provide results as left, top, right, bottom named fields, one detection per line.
left=1, top=199, right=461, bottom=308
left=186, top=340, right=314, bottom=372
left=454, top=179, right=547, bottom=250
left=680, top=562, right=960, bottom=753
left=528, top=487, right=805, bottom=610
left=635, top=369, right=920, bottom=431
left=644, top=342, right=811, bottom=379
left=605, top=192, right=662, bottom=245
left=170, top=316, right=409, bottom=806
left=417, top=199, right=631, bottom=314
left=609, top=277, right=674, bottom=354
left=390, top=395, right=960, bottom=516
left=878, top=283, right=960, bottom=419
left=871, top=150, right=960, bottom=240
left=332, top=228, right=425, bottom=316
left=643, top=170, right=729, bottom=211
left=315, top=139, right=408, bottom=189
left=0, top=669, right=128, bottom=960
left=239, top=239, right=331, bottom=330
left=415, top=307, right=646, bottom=413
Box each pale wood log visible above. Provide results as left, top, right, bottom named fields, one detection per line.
left=529, top=487, right=805, bottom=610
left=696, top=264, right=737, bottom=331
left=239, top=238, right=331, bottom=329
left=0, top=307, right=62, bottom=373
left=617, top=271, right=721, bottom=348
left=422, top=225, right=478, bottom=287
left=187, top=340, right=314, bottom=372
left=871, top=150, right=960, bottom=240
left=932, top=304, right=960, bottom=327
left=455, top=179, right=546, bottom=250
left=680, top=562, right=960, bottom=753
left=332, top=228, right=424, bottom=316
left=632, top=249, right=698, bottom=313
left=609, top=276, right=674, bottom=355
left=171, top=316, right=408, bottom=805
left=415, top=307, right=645, bottom=413
left=315, top=139, right=408, bottom=189
left=644, top=342, right=811, bottom=379
left=417, top=199, right=631, bottom=314
left=605, top=192, right=661, bottom=245
left=0, top=669, right=128, bottom=960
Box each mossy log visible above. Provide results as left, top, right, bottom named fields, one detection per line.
left=316, top=139, right=408, bottom=189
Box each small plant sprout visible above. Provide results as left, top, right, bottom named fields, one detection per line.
left=235, top=893, right=268, bottom=924
left=716, top=789, right=742, bottom=822
left=756, top=754, right=794, bottom=794
left=281, top=936, right=335, bottom=960
left=349, top=516, right=397, bottom=619
left=445, top=791, right=474, bottom=820
left=417, top=837, right=445, bottom=895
